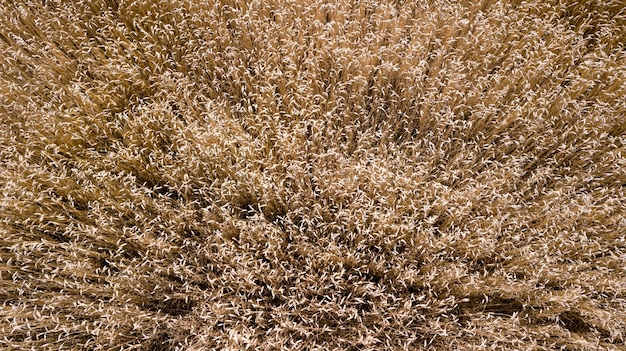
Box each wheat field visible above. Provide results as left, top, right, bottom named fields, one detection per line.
left=1, top=0, right=625, bottom=350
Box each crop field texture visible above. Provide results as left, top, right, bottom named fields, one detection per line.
left=1, top=0, right=625, bottom=350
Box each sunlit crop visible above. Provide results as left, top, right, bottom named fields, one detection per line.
left=1, top=0, right=625, bottom=349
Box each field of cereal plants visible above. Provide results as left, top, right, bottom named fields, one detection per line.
left=1, top=0, right=625, bottom=349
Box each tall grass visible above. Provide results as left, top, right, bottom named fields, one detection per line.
left=1, top=0, right=625, bottom=349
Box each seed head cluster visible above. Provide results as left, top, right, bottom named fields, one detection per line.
left=1, top=0, right=625, bottom=350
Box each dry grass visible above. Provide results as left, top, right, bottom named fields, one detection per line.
left=1, top=0, right=625, bottom=349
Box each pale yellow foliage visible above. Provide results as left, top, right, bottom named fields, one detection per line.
left=1, top=0, right=625, bottom=350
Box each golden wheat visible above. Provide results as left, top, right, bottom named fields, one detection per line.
left=1, top=0, right=625, bottom=350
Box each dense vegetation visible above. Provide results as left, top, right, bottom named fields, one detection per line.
left=1, top=0, right=625, bottom=349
